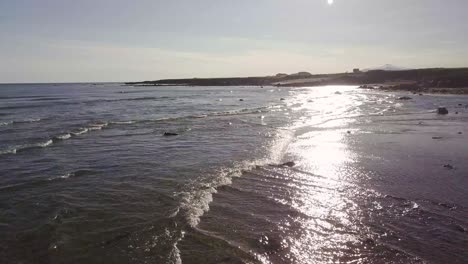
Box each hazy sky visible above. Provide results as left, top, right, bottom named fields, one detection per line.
left=1, top=0, right=468, bottom=82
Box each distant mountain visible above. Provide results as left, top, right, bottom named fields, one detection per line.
left=363, top=64, right=411, bottom=72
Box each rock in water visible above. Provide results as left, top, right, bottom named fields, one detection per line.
left=398, top=96, right=412, bottom=100
left=282, top=161, right=296, bottom=167
left=443, top=164, right=454, bottom=170
left=437, top=107, right=449, bottom=115
left=163, top=132, right=178, bottom=136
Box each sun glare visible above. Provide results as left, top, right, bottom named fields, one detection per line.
left=328, top=0, right=334, bottom=5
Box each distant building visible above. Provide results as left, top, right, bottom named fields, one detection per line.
left=290, top=72, right=312, bottom=78
left=276, top=73, right=288, bottom=78
left=353, top=68, right=361, bottom=73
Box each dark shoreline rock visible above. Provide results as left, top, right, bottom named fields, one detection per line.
left=437, top=107, right=449, bottom=115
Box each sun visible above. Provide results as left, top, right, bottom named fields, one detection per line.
left=328, top=0, right=334, bottom=5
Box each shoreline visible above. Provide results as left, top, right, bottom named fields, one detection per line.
left=125, top=67, right=468, bottom=95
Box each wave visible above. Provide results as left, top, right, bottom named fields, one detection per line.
left=70, top=128, right=89, bottom=136
left=0, top=139, right=54, bottom=155
left=53, top=133, right=71, bottom=140
left=175, top=128, right=294, bottom=227
left=0, top=121, right=13, bottom=127
left=110, top=120, right=135, bottom=125
left=0, top=119, right=41, bottom=127
left=0, top=122, right=109, bottom=156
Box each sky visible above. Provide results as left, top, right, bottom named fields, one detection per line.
left=1, top=0, right=468, bottom=83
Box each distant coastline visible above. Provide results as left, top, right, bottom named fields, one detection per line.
left=126, top=68, right=468, bottom=94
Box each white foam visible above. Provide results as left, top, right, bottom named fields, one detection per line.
left=71, top=128, right=89, bottom=136
left=111, top=120, right=135, bottom=125
left=88, top=122, right=108, bottom=130
left=0, top=148, right=17, bottom=155
left=37, top=140, right=53, bottom=148
left=177, top=126, right=295, bottom=227
left=55, top=133, right=71, bottom=140
left=0, top=121, right=13, bottom=126
left=179, top=159, right=270, bottom=227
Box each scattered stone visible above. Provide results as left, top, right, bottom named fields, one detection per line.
left=239, top=99, right=244, bottom=101
left=455, top=112, right=459, bottom=114
left=458, top=104, right=463, bottom=106
left=432, top=137, right=443, bottom=139
left=163, top=132, right=179, bottom=136
left=419, top=93, right=423, bottom=96
left=454, top=225, right=466, bottom=233
left=443, top=164, right=454, bottom=170
left=458, top=132, right=463, bottom=134
left=347, top=131, right=352, bottom=134
left=361, top=237, right=375, bottom=245
left=398, top=96, right=412, bottom=100
left=281, top=161, right=296, bottom=167
left=437, top=107, right=449, bottom=115
left=280, top=98, right=286, bottom=101
left=335, top=91, right=342, bottom=95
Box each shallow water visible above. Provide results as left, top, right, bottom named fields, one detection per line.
left=0, top=84, right=467, bottom=263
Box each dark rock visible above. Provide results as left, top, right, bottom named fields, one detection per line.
left=335, top=91, right=342, bottom=95
left=443, top=164, right=454, bottom=170
left=454, top=225, right=466, bottom=233
left=419, top=93, right=423, bottom=96
left=347, top=131, right=352, bottom=134
left=280, top=98, right=286, bottom=101
left=458, top=104, right=463, bottom=106
left=281, top=161, right=296, bottom=167
left=432, top=136, right=443, bottom=139
left=458, top=132, right=463, bottom=135
left=398, top=96, right=412, bottom=100
left=239, top=99, right=244, bottom=101
left=455, top=112, right=459, bottom=114
left=437, top=107, right=449, bottom=115
left=361, top=237, right=375, bottom=245
left=163, top=132, right=179, bottom=136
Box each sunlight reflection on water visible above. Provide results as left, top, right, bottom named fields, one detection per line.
left=278, top=85, right=371, bottom=263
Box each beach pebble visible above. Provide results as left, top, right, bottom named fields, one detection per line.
left=239, top=99, right=244, bottom=101
left=280, top=98, right=286, bottom=101
left=163, top=132, right=178, bottom=136
left=458, top=132, right=463, bottom=134
left=432, top=136, right=443, bottom=139
left=335, top=91, right=342, bottom=95
left=437, top=107, right=449, bottom=115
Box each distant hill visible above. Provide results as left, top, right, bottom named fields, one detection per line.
left=126, top=67, right=468, bottom=90
left=363, top=64, right=411, bottom=72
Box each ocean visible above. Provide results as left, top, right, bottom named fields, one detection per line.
left=0, top=83, right=467, bottom=263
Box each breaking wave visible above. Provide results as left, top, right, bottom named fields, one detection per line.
left=176, top=128, right=295, bottom=227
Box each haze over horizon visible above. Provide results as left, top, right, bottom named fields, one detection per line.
left=1, top=0, right=468, bottom=83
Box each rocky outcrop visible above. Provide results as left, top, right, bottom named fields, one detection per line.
left=437, top=107, right=449, bottom=115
